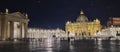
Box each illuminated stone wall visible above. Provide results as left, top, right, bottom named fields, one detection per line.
left=94, top=27, right=120, bottom=37
left=65, top=10, right=101, bottom=36
left=0, top=9, right=29, bottom=40
left=108, top=17, right=120, bottom=26
left=27, top=28, right=66, bottom=38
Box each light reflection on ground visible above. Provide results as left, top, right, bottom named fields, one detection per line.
left=0, top=38, right=120, bottom=52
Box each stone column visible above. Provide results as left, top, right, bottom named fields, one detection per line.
left=10, top=21, right=14, bottom=39
left=7, top=21, right=10, bottom=39
left=2, top=19, right=8, bottom=40
left=24, top=22, right=28, bottom=38
left=20, top=22, right=22, bottom=39
left=21, top=22, right=25, bottom=38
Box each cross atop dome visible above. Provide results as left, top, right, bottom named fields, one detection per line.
left=80, top=9, right=84, bottom=14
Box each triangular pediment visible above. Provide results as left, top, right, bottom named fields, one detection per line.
left=6, top=12, right=27, bottom=19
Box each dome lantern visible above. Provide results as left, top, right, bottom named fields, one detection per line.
left=76, top=10, right=88, bottom=22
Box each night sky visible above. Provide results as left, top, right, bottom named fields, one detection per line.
left=0, top=0, right=120, bottom=29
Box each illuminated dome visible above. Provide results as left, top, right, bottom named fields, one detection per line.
left=76, top=10, right=88, bottom=22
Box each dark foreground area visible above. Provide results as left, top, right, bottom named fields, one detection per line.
left=0, top=38, right=120, bottom=52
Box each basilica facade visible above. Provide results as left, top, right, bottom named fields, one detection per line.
left=65, top=10, right=101, bottom=36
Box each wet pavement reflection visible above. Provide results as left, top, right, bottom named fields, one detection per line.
left=0, top=38, right=120, bottom=52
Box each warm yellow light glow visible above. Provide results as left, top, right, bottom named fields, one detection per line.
left=65, top=10, right=101, bottom=36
